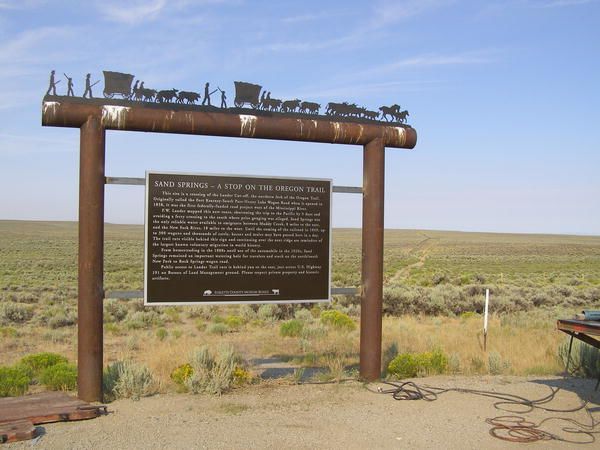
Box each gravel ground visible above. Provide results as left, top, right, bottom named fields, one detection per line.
left=6, top=376, right=600, bottom=449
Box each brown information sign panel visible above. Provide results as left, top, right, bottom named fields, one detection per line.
left=144, top=172, right=332, bottom=305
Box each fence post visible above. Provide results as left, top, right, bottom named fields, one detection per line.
left=360, top=138, right=385, bottom=380
left=78, top=116, right=105, bottom=402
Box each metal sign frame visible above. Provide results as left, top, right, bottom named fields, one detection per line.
left=41, top=95, right=417, bottom=402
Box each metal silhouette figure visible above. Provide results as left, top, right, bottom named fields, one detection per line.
left=44, top=69, right=411, bottom=124
left=46, top=70, right=60, bottom=96
left=131, top=80, right=139, bottom=99
left=64, top=73, right=74, bottom=97
left=202, top=82, right=211, bottom=106
left=218, top=87, right=227, bottom=108
left=82, top=73, right=99, bottom=98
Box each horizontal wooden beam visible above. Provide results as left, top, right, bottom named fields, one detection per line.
left=42, top=97, right=417, bottom=149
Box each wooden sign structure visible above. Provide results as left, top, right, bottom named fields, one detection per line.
left=41, top=95, right=417, bottom=402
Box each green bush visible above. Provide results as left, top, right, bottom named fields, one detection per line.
left=39, top=362, right=77, bottom=391
left=280, top=319, right=304, bottom=337
left=20, top=352, right=68, bottom=378
left=225, top=315, right=244, bottom=330
left=387, top=349, right=448, bottom=379
left=0, top=366, right=31, bottom=397
left=156, top=328, right=168, bottom=341
left=320, top=310, right=356, bottom=332
left=170, top=363, right=194, bottom=391
left=207, top=323, right=228, bottom=335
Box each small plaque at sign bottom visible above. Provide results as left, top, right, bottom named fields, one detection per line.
left=144, top=172, right=332, bottom=305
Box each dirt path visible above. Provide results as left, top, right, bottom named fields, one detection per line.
left=6, top=376, right=599, bottom=449
left=390, top=233, right=439, bottom=284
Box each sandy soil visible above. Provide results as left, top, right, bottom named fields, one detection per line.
left=6, top=376, right=600, bottom=449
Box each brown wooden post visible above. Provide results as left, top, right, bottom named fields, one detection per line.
left=360, top=138, right=385, bottom=380
left=78, top=116, right=105, bottom=402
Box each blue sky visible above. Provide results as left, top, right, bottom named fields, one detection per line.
left=1, top=0, right=599, bottom=235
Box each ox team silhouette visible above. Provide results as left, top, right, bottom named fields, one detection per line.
left=45, top=70, right=410, bottom=124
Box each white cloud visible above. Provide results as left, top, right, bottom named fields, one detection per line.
left=0, top=0, right=45, bottom=10
left=353, top=51, right=497, bottom=79
left=371, top=0, right=455, bottom=26
left=533, top=0, right=596, bottom=7
left=98, top=0, right=167, bottom=25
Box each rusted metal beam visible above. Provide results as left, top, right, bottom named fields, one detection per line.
left=42, top=98, right=417, bottom=149
left=78, top=116, right=105, bottom=402
left=360, top=138, right=385, bottom=381
left=105, top=176, right=363, bottom=193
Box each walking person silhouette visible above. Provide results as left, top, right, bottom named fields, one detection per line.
left=219, top=88, right=227, bottom=108
left=202, top=82, right=211, bottom=106
left=83, top=73, right=93, bottom=98
left=64, top=74, right=74, bottom=96
left=46, top=70, right=59, bottom=96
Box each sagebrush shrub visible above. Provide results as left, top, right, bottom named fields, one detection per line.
left=257, top=304, right=280, bottom=321
left=185, top=345, right=247, bottom=395
left=0, top=302, right=33, bottom=324
left=104, top=360, right=156, bottom=401
left=559, top=339, right=600, bottom=378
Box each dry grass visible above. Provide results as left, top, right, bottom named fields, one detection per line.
left=2, top=221, right=598, bottom=393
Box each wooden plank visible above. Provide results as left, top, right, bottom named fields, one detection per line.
left=0, top=392, right=106, bottom=425
left=0, top=420, right=35, bottom=444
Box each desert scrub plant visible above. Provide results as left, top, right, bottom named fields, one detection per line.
left=207, top=323, right=228, bottom=335
left=20, top=352, right=69, bottom=379
left=104, top=299, right=128, bottom=322
left=39, top=362, right=77, bottom=391
left=0, top=302, right=33, bottom=324
left=0, top=326, right=18, bottom=337
left=170, top=363, right=194, bottom=392
left=280, top=319, right=304, bottom=337
left=559, top=339, right=600, bottom=378
left=387, top=349, right=448, bottom=379
left=257, top=304, right=280, bottom=321
left=320, top=310, right=356, bottom=332
left=156, top=328, right=168, bottom=341
left=488, top=351, right=511, bottom=375
left=125, top=310, right=164, bottom=329
left=0, top=365, right=31, bottom=397
left=103, top=360, right=156, bottom=401
left=294, top=308, right=313, bottom=322
left=225, top=315, right=244, bottom=330
left=185, top=345, right=247, bottom=395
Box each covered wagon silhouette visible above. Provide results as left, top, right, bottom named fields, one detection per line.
left=103, top=71, right=135, bottom=99
left=233, top=81, right=262, bottom=108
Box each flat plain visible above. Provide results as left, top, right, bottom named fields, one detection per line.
left=1, top=220, right=600, bottom=383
